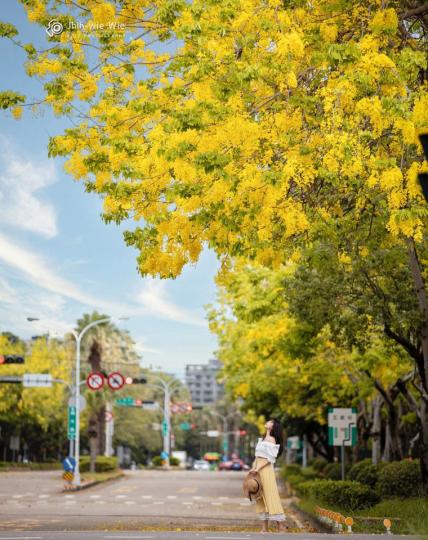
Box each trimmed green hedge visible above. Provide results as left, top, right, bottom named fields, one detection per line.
left=0, top=462, right=62, bottom=470
left=169, top=456, right=180, bottom=466
left=152, top=456, right=164, bottom=467
left=349, top=459, right=379, bottom=488
left=376, top=460, right=422, bottom=499
left=79, top=456, right=118, bottom=472
left=298, top=479, right=380, bottom=511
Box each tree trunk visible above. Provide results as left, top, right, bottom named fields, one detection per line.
left=382, top=401, right=402, bottom=461
left=371, top=396, right=382, bottom=465
left=407, top=237, right=428, bottom=495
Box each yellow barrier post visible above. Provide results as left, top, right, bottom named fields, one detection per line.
left=384, top=518, right=392, bottom=535
left=345, top=516, right=353, bottom=533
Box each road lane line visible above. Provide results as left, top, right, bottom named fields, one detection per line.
left=0, top=537, right=43, bottom=540
left=153, top=501, right=164, bottom=505
left=104, top=536, right=154, bottom=539
left=166, top=495, right=177, bottom=499
left=141, top=495, right=152, bottom=499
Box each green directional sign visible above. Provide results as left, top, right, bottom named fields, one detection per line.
left=179, top=422, right=191, bottom=431
left=162, top=419, right=168, bottom=436
left=116, top=397, right=134, bottom=406
left=68, top=406, right=76, bottom=440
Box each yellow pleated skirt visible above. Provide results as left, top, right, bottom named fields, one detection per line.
left=254, top=457, right=286, bottom=521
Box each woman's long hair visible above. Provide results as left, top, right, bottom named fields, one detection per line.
left=264, top=418, right=284, bottom=457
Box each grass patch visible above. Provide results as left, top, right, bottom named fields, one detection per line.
left=80, top=470, right=123, bottom=483
left=296, top=496, right=428, bottom=535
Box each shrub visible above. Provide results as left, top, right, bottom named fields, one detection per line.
left=283, top=464, right=301, bottom=475
left=298, top=479, right=379, bottom=511
left=376, top=460, right=422, bottom=499
left=151, top=455, right=164, bottom=467
left=79, top=456, right=118, bottom=472
left=349, top=459, right=379, bottom=488
left=309, top=458, right=327, bottom=472
left=323, top=463, right=342, bottom=480
left=169, top=456, right=180, bottom=466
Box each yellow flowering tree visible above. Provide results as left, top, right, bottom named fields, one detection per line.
left=0, top=334, right=73, bottom=461
left=2, top=0, right=428, bottom=483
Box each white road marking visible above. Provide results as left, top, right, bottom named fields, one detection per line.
left=153, top=501, right=164, bottom=505
left=12, top=495, right=24, bottom=499
left=240, top=502, right=251, bottom=506
left=0, top=537, right=43, bottom=540
left=124, top=501, right=136, bottom=505
left=182, top=501, right=193, bottom=505
left=211, top=502, right=222, bottom=506
left=205, top=537, right=249, bottom=540
left=141, top=495, right=153, bottom=499
left=90, top=494, right=100, bottom=498
left=104, top=537, right=154, bottom=539
left=166, top=495, right=177, bottom=499
left=218, top=496, right=229, bottom=500
left=37, top=495, right=49, bottom=499
left=64, top=494, right=75, bottom=498
left=192, top=495, right=203, bottom=499
left=115, top=495, right=127, bottom=499
left=95, top=501, right=106, bottom=504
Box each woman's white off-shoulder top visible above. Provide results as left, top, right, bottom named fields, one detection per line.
left=254, top=438, right=280, bottom=464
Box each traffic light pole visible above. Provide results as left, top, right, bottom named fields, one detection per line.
left=207, top=411, right=241, bottom=461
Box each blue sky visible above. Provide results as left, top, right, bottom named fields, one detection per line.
left=0, top=1, right=220, bottom=378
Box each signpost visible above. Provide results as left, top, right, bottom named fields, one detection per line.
left=86, top=372, right=104, bottom=391
left=115, top=398, right=159, bottom=410
left=328, top=407, right=357, bottom=480
left=170, top=402, right=192, bottom=414
left=68, top=406, right=77, bottom=441
left=68, top=395, right=86, bottom=412
left=107, top=372, right=125, bottom=391
left=162, top=419, right=168, bottom=437
left=23, top=374, right=52, bottom=387
left=179, top=422, right=191, bottom=431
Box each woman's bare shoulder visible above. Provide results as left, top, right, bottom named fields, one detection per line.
left=264, top=435, right=276, bottom=443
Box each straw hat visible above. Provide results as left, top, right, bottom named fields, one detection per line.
left=242, top=472, right=263, bottom=501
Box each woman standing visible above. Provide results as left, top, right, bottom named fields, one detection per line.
left=252, top=418, right=287, bottom=533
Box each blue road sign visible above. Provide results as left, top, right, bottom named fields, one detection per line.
left=63, top=456, right=76, bottom=472
left=160, top=451, right=169, bottom=460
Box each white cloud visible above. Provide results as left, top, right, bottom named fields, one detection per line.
left=134, top=336, right=161, bottom=355
left=137, top=279, right=206, bottom=327
left=0, top=136, right=58, bottom=238
left=0, top=233, right=126, bottom=316
left=0, top=233, right=205, bottom=333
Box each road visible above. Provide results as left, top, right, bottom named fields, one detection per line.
left=0, top=469, right=306, bottom=532
left=0, top=533, right=417, bottom=540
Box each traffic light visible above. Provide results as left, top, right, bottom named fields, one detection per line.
left=0, top=354, right=25, bottom=364
left=125, top=376, right=147, bottom=385
left=239, top=429, right=247, bottom=436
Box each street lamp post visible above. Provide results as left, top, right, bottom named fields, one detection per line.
left=70, top=317, right=111, bottom=486
left=208, top=411, right=241, bottom=460
left=146, top=377, right=182, bottom=463
left=27, top=316, right=129, bottom=485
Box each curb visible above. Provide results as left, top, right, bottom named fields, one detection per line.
left=63, top=471, right=125, bottom=492
left=290, top=501, right=333, bottom=533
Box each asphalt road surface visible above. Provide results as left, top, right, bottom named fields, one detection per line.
left=0, top=533, right=417, bottom=540
left=0, top=469, right=306, bottom=532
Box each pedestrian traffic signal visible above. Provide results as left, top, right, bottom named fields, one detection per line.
left=0, top=354, right=25, bottom=364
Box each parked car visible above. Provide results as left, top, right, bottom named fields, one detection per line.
left=193, top=459, right=210, bottom=471
left=219, top=458, right=250, bottom=471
